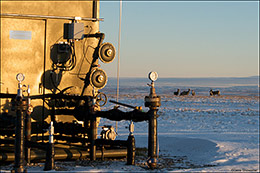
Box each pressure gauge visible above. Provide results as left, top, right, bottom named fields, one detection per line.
left=148, top=71, right=158, bottom=82
left=16, top=73, right=25, bottom=82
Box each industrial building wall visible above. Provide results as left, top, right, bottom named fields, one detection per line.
left=0, top=1, right=100, bottom=117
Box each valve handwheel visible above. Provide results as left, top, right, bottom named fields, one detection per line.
left=96, top=92, right=107, bottom=107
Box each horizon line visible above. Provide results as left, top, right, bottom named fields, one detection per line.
left=107, top=75, right=259, bottom=79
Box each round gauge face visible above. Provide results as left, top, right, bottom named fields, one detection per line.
left=148, top=71, right=158, bottom=81
left=16, top=73, right=25, bottom=82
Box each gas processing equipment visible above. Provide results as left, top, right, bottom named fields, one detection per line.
left=0, top=1, right=161, bottom=172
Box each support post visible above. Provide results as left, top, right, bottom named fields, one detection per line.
left=90, top=116, right=97, bottom=160
left=25, top=112, right=31, bottom=165
left=25, top=85, right=32, bottom=165
left=13, top=99, right=26, bottom=173
left=127, top=135, right=135, bottom=165
left=147, top=109, right=158, bottom=168
left=144, top=72, right=161, bottom=169
left=44, top=121, right=55, bottom=171
left=127, top=121, right=135, bottom=165
left=92, top=0, right=97, bottom=19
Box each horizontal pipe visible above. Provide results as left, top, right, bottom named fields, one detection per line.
left=0, top=148, right=127, bottom=162
left=0, top=138, right=129, bottom=148
left=0, top=93, right=89, bottom=100
left=97, top=109, right=148, bottom=122
left=109, top=100, right=136, bottom=109
left=0, top=93, right=16, bottom=98
left=0, top=13, right=104, bottom=21
left=29, top=94, right=90, bottom=100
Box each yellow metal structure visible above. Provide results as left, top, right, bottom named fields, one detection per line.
left=0, top=1, right=101, bottom=121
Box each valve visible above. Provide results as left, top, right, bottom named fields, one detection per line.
left=16, top=73, right=25, bottom=99
left=100, top=125, right=117, bottom=140
left=96, top=92, right=107, bottom=107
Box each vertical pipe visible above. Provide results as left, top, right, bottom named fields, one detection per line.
left=44, top=98, right=55, bottom=171
left=147, top=109, right=158, bottom=169
left=44, top=97, right=55, bottom=171
left=42, top=19, right=47, bottom=142
left=51, top=99, right=56, bottom=122
left=101, top=145, right=104, bottom=160
left=127, top=135, right=135, bottom=165
left=0, top=41, right=1, bottom=107
left=25, top=86, right=31, bottom=165
left=44, top=121, right=55, bottom=171
left=93, top=0, right=97, bottom=19
left=90, top=116, right=97, bottom=160
left=14, top=99, right=25, bottom=173
left=25, top=113, right=31, bottom=164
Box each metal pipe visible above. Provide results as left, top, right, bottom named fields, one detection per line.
left=1, top=138, right=129, bottom=147
left=147, top=109, right=158, bottom=169
left=28, top=93, right=90, bottom=100
left=25, top=113, right=31, bottom=164
left=41, top=19, right=48, bottom=143
left=14, top=99, right=26, bottom=173
left=90, top=116, right=97, bottom=160
left=25, top=86, right=32, bottom=165
left=0, top=13, right=104, bottom=21
left=44, top=122, right=55, bottom=171
left=109, top=100, right=136, bottom=109
left=93, top=0, right=98, bottom=19
left=96, top=108, right=148, bottom=122
left=148, top=109, right=158, bottom=158
left=0, top=148, right=127, bottom=162
left=144, top=75, right=161, bottom=169
left=126, top=135, right=135, bottom=165
left=0, top=93, right=16, bottom=98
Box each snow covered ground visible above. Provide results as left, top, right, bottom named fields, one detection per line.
left=1, top=94, right=259, bottom=172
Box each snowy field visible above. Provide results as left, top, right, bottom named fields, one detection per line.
left=1, top=93, right=259, bottom=172
left=100, top=94, right=259, bottom=172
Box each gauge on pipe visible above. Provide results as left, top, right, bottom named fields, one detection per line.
left=148, top=71, right=158, bottom=82
left=16, top=73, right=25, bottom=82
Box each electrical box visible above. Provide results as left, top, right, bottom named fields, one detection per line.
left=64, top=23, right=84, bottom=40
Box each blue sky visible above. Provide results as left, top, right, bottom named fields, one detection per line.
left=99, top=1, right=259, bottom=78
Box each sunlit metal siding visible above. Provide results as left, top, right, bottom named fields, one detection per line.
left=0, top=1, right=100, bottom=115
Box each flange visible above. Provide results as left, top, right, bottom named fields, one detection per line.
left=98, top=42, right=116, bottom=63
left=89, top=68, right=107, bottom=89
